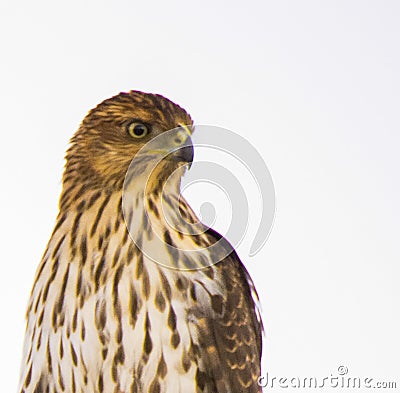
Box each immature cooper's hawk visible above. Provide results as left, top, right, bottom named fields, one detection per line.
left=18, top=91, right=262, bottom=393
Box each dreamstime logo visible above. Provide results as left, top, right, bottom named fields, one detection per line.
left=258, top=366, right=398, bottom=390
left=121, top=125, right=275, bottom=270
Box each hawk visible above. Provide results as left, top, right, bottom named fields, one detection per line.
left=18, top=91, right=262, bottom=393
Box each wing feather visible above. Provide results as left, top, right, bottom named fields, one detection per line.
left=195, top=229, right=263, bottom=393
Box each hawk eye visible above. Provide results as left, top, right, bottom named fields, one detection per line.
left=127, top=122, right=149, bottom=139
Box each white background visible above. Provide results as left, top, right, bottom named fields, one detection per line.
left=1, top=1, right=399, bottom=391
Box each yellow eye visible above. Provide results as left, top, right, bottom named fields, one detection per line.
left=127, top=122, right=149, bottom=138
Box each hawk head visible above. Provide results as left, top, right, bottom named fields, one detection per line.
left=65, top=91, right=194, bottom=191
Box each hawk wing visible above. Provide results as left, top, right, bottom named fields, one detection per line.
left=195, top=229, right=263, bottom=393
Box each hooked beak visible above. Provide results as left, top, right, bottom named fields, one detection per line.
left=170, top=135, right=194, bottom=164
left=168, top=124, right=194, bottom=165
left=143, top=125, right=194, bottom=166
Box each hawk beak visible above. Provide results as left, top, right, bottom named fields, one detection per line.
left=171, top=135, right=194, bottom=165
left=144, top=125, right=194, bottom=168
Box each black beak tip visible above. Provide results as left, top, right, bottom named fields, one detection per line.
left=178, top=144, right=194, bottom=164
left=172, top=137, right=194, bottom=164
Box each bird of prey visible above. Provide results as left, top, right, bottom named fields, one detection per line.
left=18, top=91, right=262, bottom=393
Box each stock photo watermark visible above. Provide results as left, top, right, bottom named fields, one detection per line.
left=122, top=124, right=276, bottom=269
left=258, top=366, right=397, bottom=390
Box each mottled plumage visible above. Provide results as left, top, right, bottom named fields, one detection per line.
left=18, top=91, right=262, bottom=393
